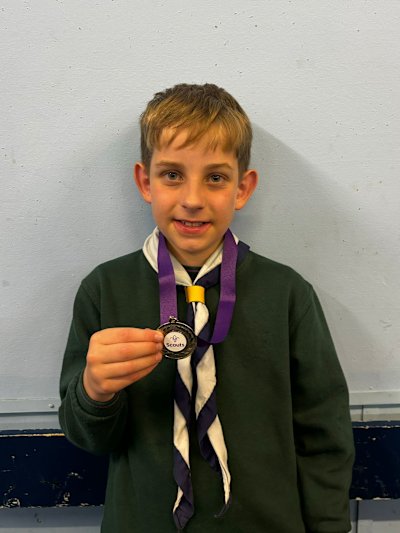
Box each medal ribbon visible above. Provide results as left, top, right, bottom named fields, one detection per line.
left=157, top=229, right=238, bottom=343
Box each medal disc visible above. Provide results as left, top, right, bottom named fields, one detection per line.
left=157, top=316, right=197, bottom=360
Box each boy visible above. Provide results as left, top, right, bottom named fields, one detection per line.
left=59, top=83, right=354, bottom=532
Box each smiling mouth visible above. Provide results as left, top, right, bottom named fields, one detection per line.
left=178, top=220, right=208, bottom=227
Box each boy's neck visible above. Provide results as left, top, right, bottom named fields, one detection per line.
left=183, top=265, right=201, bottom=282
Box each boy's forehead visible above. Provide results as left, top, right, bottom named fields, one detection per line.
left=155, top=127, right=237, bottom=160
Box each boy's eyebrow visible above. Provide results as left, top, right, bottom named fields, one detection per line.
left=203, top=162, right=234, bottom=171
left=154, top=160, right=184, bottom=169
left=154, top=160, right=234, bottom=171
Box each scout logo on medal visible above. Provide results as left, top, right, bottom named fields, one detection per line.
left=158, top=316, right=197, bottom=360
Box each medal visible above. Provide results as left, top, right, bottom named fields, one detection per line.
left=158, top=316, right=197, bottom=360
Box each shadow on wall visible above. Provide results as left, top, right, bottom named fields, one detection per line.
left=237, top=124, right=392, bottom=390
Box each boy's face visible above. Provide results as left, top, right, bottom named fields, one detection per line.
left=135, top=129, right=257, bottom=266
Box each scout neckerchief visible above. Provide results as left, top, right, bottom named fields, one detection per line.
left=142, top=227, right=249, bottom=531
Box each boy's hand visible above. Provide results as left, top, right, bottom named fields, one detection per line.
left=83, top=328, right=164, bottom=402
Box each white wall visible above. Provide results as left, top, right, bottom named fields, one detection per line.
left=2, top=0, right=399, bottom=406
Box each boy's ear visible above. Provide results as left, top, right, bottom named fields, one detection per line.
left=235, top=169, right=258, bottom=210
left=134, top=162, right=152, bottom=204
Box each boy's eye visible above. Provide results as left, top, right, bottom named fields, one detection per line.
left=165, top=171, right=181, bottom=181
left=209, top=174, right=224, bottom=183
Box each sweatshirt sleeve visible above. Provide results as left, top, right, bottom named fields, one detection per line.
left=290, top=285, right=355, bottom=533
left=58, top=279, right=128, bottom=455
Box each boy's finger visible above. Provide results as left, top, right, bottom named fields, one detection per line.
left=104, top=341, right=163, bottom=362
left=102, top=353, right=162, bottom=379
left=103, top=363, right=160, bottom=393
left=92, top=327, right=164, bottom=345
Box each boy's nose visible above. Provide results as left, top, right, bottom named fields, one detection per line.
left=180, top=181, right=205, bottom=210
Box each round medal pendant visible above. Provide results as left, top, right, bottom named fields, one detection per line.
left=157, top=316, right=197, bottom=360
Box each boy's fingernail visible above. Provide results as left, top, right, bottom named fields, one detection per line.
left=154, top=332, right=164, bottom=342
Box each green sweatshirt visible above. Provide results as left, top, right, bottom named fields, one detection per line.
left=59, top=249, right=354, bottom=533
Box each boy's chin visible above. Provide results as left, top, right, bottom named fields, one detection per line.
left=166, top=240, right=225, bottom=267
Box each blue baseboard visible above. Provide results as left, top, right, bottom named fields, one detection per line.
left=0, top=430, right=108, bottom=507
left=1, top=423, right=400, bottom=507
left=351, top=422, right=400, bottom=499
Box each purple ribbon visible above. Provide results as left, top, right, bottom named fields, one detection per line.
left=157, top=229, right=238, bottom=345
left=157, top=232, right=178, bottom=325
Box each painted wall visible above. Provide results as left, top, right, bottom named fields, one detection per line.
left=2, top=0, right=399, bottom=403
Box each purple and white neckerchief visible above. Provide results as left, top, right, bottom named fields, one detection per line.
left=142, top=228, right=246, bottom=531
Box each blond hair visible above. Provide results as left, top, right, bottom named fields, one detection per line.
left=140, top=83, right=252, bottom=174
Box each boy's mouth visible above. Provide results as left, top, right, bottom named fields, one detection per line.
left=173, top=219, right=210, bottom=233
left=179, top=220, right=207, bottom=227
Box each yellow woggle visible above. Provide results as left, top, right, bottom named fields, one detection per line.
left=185, top=285, right=205, bottom=304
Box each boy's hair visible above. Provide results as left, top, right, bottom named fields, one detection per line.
left=140, top=83, right=252, bottom=174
